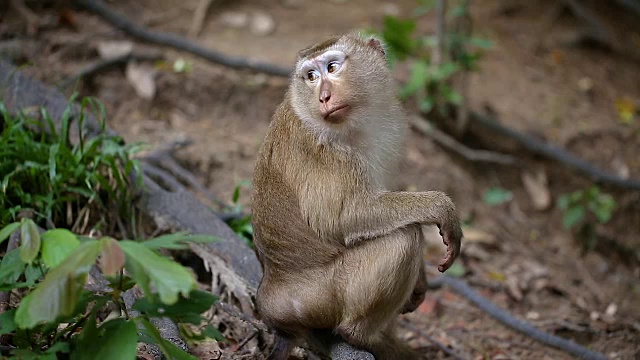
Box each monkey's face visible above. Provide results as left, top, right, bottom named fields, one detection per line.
left=296, top=49, right=354, bottom=125
left=290, top=34, right=392, bottom=132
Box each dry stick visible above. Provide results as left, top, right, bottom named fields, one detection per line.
left=215, top=301, right=268, bottom=332
left=59, top=52, right=164, bottom=89
left=189, top=0, right=215, bottom=38
left=399, top=319, right=469, bottom=360
left=561, top=0, right=612, bottom=45
left=411, top=117, right=517, bottom=165
left=74, top=0, right=291, bottom=77
left=433, top=0, right=447, bottom=67
left=427, top=273, right=608, bottom=360
left=470, top=111, right=640, bottom=190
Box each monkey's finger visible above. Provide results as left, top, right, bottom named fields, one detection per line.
left=437, top=249, right=454, bottom=272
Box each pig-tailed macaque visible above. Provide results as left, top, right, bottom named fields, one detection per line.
left=251, top=32, right=463, bottom=359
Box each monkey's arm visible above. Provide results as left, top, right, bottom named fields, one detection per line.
left=341, top=190, right=462, bottom=272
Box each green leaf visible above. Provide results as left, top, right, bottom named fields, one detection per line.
left=382, top=15, right=417, bottom=59
left=443, top=262, right=465, bottom=277
left=232, top=184, right=241, bottom=204
left=468, top=37, right=493, bottom=49
left=557, top=194, right=570, bottom=210
left=41, top=229, right=81, bottom=268
left=49, top=143, right=59, bottom=182
left=141, top=232, right=218, bottom=250
left=0, top=308, right=17, bottom=334
left=0, top=248, right=26, bottom=284
left=138, top=318, right=196, bottom=360
left=133, top=289, right=217, bottom=324
left=19, top=218, right=41, bottom=264
left=562, top=206, right=585, bottom=229
left=483, top=187, right=513, bottom=206
left=120, top=241, right=196, bottom=304
left=201, top=324, right=226, bottom=342
left=0, top=222, right=20, bottom=245
left=400, top=62, right=429, bottom=99
left=15, top=240, right=102, bottom=329
left=73, top=319, right=138, bottom=360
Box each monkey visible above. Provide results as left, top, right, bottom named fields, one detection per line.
left=251, top=32, right=463, bottom=360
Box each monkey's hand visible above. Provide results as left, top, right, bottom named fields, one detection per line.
left=437, top=221, right=462, bottom=272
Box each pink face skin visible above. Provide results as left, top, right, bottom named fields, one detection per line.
left=299, top=50, right=351, bottom=124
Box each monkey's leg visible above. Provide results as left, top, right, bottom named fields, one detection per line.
left=401, top=264, right=427, bottom=314
left=267, top=330, right=296, bottom=360
left=337, top=227, right=423, bottom=360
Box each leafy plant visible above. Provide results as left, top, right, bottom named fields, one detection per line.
left=0, top=98, right=143, bottom=235
left=225, top=181, right=254, bottom=248
left=0, top=219, right=220, bottom=359
left=376, top=0, right=492, bottom=114
left=557, top=186, right=616, bottom=250
left=483, top=187, right=513, bottom=206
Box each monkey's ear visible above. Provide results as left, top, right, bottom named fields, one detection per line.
left=367, top=38, right=386, bottom=57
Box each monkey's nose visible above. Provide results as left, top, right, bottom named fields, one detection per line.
left=319, top=90, right=331, bottom=104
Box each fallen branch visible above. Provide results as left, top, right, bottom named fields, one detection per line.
left=59, top=52, right=164, bottom=89
left=428, top=273, right=608, bottom=360
left=411, top=117, right=517, bottom=165
left=73, top=0, right=291, bottom=77
left=470, top=111, right=640, bottom=190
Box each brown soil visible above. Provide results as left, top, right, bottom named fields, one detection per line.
left=2, top=0, right=639, bottom=359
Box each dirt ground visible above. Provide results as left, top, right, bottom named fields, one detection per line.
left=2, top=0, right=640, bottom=359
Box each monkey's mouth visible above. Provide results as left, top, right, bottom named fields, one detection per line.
left=323, top=105, right=350, bottom=123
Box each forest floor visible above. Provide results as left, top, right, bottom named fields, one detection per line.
left=2, top=0, right=640, bottom=359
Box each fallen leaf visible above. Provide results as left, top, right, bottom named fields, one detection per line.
left=614, top=97, right=636, bottom=124
left=526, top=311, right=540, bottom=320
left=219, top=11, right=249, bottom=28
left=126, top=62, right=156, bottom=100
left=521, top=169, right=551, bottom=211
left=461, top=226, right=497, bottom=245
left=97, top=40, right=133, bottom=59
left=488, top=271, right=506, bottom=282
left=506, top=276, right=523, bottom=301
left=250, top=12, right=275, bottom=36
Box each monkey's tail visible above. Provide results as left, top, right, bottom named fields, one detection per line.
left=267, top=330, right=296, bottom=360
left=430, top=275, right=608, bottom=360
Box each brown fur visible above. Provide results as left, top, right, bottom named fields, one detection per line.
left=252, top=33, right=463, bottom=360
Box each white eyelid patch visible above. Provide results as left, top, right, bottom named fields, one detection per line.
left=301, top=50, right=346, bottom=72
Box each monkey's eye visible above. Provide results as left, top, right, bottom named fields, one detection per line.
left=327, top=61, right=340, bottom=73
left=307, top=70, right=319, bottom=82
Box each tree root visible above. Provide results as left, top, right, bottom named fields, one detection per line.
left=73, top=0, right=291, bottom=77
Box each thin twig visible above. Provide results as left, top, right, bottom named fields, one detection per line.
left=411, top=116, right=517, bottom=165
left=215, top=301, right=268, bottom=332
left=399, top=319, right=469, bottom=360
left=59, top=52, right=164, bottom=89
left=189, top=0, right=215, bottom=38
left=74, top=0, right=291, bottom=77
left=236, top=329, right=259, bottom=351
